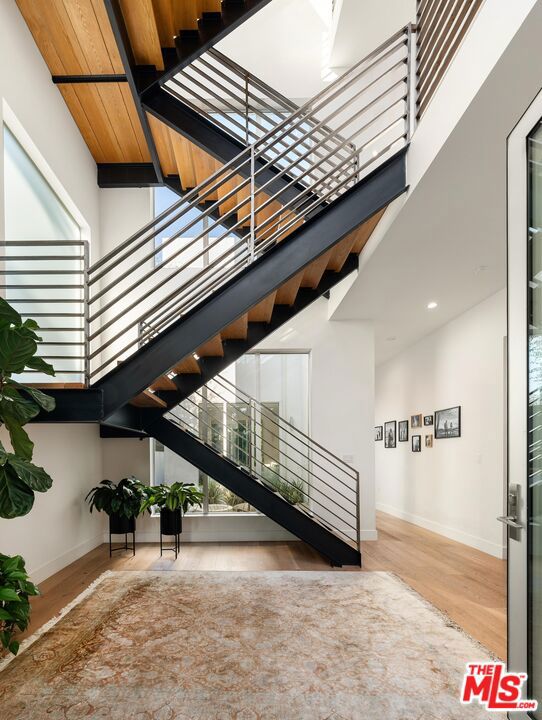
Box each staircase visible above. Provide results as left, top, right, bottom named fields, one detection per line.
left=151, top=374, right=361, bottom=565
left=15, top=13, right=416, bottom=566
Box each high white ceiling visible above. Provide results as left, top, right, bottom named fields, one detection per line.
left=332, top=0, right=542, bottom=364
left=218, top=0, right=330, bottom=100
left=329, top=0, right=416, bottom=69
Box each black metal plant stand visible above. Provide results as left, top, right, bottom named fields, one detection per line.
left=109, top=531, right=136, bottom=557
left=108, top=514, right=136, bottom=557
left=159, top=509, right=182, bottom=559
left=160, top=530, right=181, bottom=559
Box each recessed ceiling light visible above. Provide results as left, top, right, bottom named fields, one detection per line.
left=427, top=301, right=438, bottom=310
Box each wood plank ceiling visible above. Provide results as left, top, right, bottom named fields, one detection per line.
left=15, top=0, right=221, bottom=173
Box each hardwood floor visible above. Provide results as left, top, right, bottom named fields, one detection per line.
left=24, top=512, right=507, bottom=658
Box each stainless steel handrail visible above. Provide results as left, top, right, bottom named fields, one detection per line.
left=1, top=239, right=89, bottom=382
left=167, top=375, right=360, bottom=546
left=87, top=25, right=413, bottom=380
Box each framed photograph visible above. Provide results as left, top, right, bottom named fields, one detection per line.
left=424, top=415, right=433, bottom=426
left=411, top=414, right=422, bottom=428
left=384, top=421, right=396, bottom=448
left=398, top=420, right=409, bottom=442
left=375, top=426, right=383, bottom=441
left=412, top=435, right=421, bottom=452
left=425, top=434, right=433, bottom=448
left=434, top=406, right=461, bottom=439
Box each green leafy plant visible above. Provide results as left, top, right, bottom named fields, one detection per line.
left=207, top=478, right=226, bottom=505
left=0, top=554, right=39, bottom=655
left=85, top=477, right=146, bottom=519
left=261, top=464, right=306, bottom=505
left=141, top=482, right=204, bottom=514
left=0, top=298, right=55, bottom=519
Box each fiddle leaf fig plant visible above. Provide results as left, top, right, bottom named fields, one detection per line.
left=0, top=553, right=39, bottom=656
left=0, top=298, right=55, bottom=519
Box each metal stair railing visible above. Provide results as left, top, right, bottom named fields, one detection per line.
left=167, top=373, right=361, bottom=549
left=87, top=25, right=413, bottom=382
left=162, top=47, right=359, bottom=193
left=0, top=239, right=89, bottom=384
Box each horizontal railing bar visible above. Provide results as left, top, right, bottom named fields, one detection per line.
left=250, top=103, right=407, bottom=240
left=257, top=132, right=406, bottom=254
left=0, top=256, right=84, bottom=261
left=88, top=150, right=251, bottom=277
left=89, top=239, right=250, bottom=372
left=166, top=81, right=346, bottom=196
left=22, top=369, right=84, bottom=374
left=212, top=374, right=358, bottom=478
left=18, top=313, right=84, bottom=318
left=253, top=35, right=408, bottom=163
left=192, top=382, right=356, bottom=489
left=189, top=388, right=357, bottom=507
left=39, top=341, right=85, bottom=346
left=170, top=402, right=357, bottom=531
left=1, top=241, right=85, bottom=247
left=0, top=270, right=83, bottom=275
left=89, top=157, right=252, bottom=291
left=7, top=298, right=84, bottom=303
left=0, top=284, right=84, bottom=289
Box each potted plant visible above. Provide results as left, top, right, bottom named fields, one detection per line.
left=0, top=298, right=56, bottom=654
left=141, top=482, right=204, bottom=535
left=85, top=476, right=146, bottom=534
left=0, top=554, right=40, bottom=656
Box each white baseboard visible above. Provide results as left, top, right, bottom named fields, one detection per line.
left=29, top=534, right=104, bottom=584
left=104, top=528, right=296, bottom=543
left=376, top=503, right=506, bottom=559
left=360, top=529, right=378, bottom=541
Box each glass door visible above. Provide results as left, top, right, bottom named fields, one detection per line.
left=507, top=93, right=542, bottom=719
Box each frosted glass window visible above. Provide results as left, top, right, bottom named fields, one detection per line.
left=3, top=125, right=80, bottom=240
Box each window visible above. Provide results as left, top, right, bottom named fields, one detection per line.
left=153, top=185, right=235, bottom=270
left=151, top=352, right=309, bottom=514
left=3, top=124, right=84, bottom=384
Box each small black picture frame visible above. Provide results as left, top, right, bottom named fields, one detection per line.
left=412, top=435, right=421, bottom=452
left=384, top=421, right=396, bottom=448
left=375, top=426, right=383, bottom=441
left=424, top=415, right=433, bottom=426
left=434, top=406, right=461, bottom=439
left=398, top=420, right=409, bottom=442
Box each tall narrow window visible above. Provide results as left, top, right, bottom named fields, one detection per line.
left=3, top=125, right=84, bottom=384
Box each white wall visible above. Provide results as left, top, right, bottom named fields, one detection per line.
left=256, top=298, right=376, bottom=540
left=0, top=425, right=104, bottom=583
left=0, top=1, right=103, bottom=581
left=375, top=289, right=506, bottom=558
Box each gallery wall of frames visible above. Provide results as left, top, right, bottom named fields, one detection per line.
left=375, top=406, right=461, bottom=452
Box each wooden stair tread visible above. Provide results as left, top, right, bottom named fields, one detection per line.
left=301, top=250, right=333, bottom=289
left=274, top=271, right=304, bottom=306
left=173, top=356, right=201, bottom=374
left=197, top=334, right=224, bottom=357
left=248, top=291, right=277, bottom=323
left=350, top=208, right=386, bottom=254
left=131, top=389, right=167, bottom=408
left=150, top=375, right=178, bottom=391
left=327, top=233, right=358, bottom=272
left=221, top=314, right=249, bottom=340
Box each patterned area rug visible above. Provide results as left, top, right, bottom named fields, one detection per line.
left=0, top=570, right=498, bottom=719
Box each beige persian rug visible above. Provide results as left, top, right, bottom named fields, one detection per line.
left=0, top=570, right=499, bottom=720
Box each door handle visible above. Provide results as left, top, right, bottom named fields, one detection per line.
left=497, top=515, right=523, bottom=529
